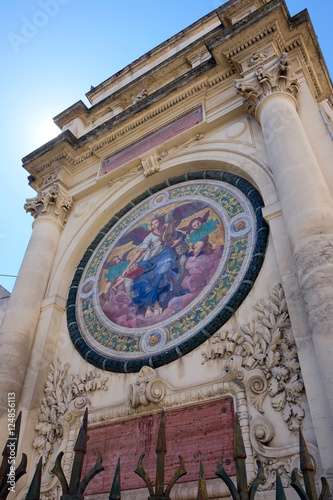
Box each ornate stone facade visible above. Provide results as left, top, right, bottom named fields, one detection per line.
left=1, top=1, right=333, bottom=499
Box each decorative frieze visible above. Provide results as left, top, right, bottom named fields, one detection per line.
left=24, top=182, right=73, bottom=227
left=234, top=53, right=300, bottom=116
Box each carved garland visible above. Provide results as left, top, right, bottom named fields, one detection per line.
left=200, top=283, right=311, bottom=490
left=32, top=359, right=108, bottom=467
left=202, top=284, right=304, bottom=431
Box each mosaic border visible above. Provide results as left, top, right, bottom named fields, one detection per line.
left=67, top=171, right=269, bottom=373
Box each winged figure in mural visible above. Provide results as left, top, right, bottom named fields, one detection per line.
left=101, top=201, right=222, bottom=319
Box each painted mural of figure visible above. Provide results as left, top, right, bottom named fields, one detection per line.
left=187, top=213, right=213, bottom=259
left=100, top=201, right=223, bottom=325
left=122, top=215, right=184, bottom=318
left=100, top=251, right=131, bottom=305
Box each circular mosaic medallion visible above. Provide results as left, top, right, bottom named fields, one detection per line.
left=67, top=172, right=268, bottom=372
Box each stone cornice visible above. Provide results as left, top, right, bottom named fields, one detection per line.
left=24, top=182, right=73, bottom=227
left=23, top=66, right=236, bottom=183
left=22, top=57, right=216, bottom=173
left=234, top=52, right=300, bottom=117
left=54, top=26, right=223, bottom=131
left=208, top=0, right=332, bottom=99
left=85, top=11, right=223, bottom=104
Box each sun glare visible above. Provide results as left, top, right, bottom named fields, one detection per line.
left=37, top=119, right=60, bottom=146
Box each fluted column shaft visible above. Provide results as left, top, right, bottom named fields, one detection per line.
left=0, top=183, right=72, bottom=425
left=236, top=54, right=333, bottom=421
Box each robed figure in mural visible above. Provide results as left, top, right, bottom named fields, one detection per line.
left=99, top=201, right=224, bottom=326
left=121, top=215, right=185, bottom=318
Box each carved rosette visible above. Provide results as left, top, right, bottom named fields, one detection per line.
left=234, top=53, right=300, bottom=116
left=24, top=182, right=73, bottom=227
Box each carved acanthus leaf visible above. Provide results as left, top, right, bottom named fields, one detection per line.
left=234, top=53, right=300, bottom=115
left=202, top=284, right=305, bottom=430
left=24, top=182, right=73, bottom=226
left=33, top=358, right=108, bottom=468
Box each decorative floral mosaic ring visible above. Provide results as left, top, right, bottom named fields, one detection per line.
left=67, top=171, right=268, bottom=372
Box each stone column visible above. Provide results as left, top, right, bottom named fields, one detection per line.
left=235, top=53, right=333, bottom=422
left=0, top=182, right=72, bottom=428
left=263, top=203, right=333, bottom=477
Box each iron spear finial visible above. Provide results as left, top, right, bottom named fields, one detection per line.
left=134, top=410, right=187, bottom=499
left=197, top=461, right=208, bottom=500
left=0, top=411, right=27, bottom=499
left=109, top=457, right=121, bottom=500
left=51, top=408, right=104, bottom=499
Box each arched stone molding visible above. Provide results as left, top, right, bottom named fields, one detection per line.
left=46, top=149, right=278, bottom=301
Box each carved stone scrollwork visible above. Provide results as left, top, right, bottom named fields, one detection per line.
left=202, top=284, right=305, bottom=431
left=130, top=366, right=168, bottom=408
left=33, top=359, right=108, bottom=468
left=140, top=153, right=160, bottom=177
left=201, top=280, right=317, bottom=491
left=24, top=182, right=73, bottom=227
left=234, top=52, right=300, bottom=116
left=250, top=414, right=319, bottom=490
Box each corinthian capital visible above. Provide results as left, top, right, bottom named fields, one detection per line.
left=234, top=53, right=300, bottom=116
left=24, top=182, right=73, bottom=227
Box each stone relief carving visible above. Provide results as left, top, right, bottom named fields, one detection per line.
left=159, top=133, right=205, bottom=161
left=234, top=52, right=300, bottom=115
left=133, top=89, right=148, bottom=104
left=40, top=485, right=62, bottom=500
left=129, top=366, right=173, bottom=408
left=247, top=51, right=267, bottom=67
left=200, top=284, right=311, bottom=489
left=140, top=153, right=160, bottom=177
left=202, top=284, right=305, bottom=431
left=24, top=182, right=73, bottom=227
left=35, top=286, right=313, bottom=497
left=248, top=413, right=319, bottom=490
left=33, top=358, right=108, bottom=468
left=107, top=165, right=142, bottom=191
left=42, top=172, right=59, bottom=187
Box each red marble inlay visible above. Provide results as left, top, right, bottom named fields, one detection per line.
left=102, top=107, right=203, bottom=175
left=81, top=396, right=235, bottom=495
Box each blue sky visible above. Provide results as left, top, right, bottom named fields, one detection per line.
left=1, top=0, right=332, bottom=293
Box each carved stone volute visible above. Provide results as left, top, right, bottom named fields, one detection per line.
left=130, top=366, right=167, bottom=408
left=234, top=53, right=300, bottom=117
left=24, top=182, right=73, bottom=227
